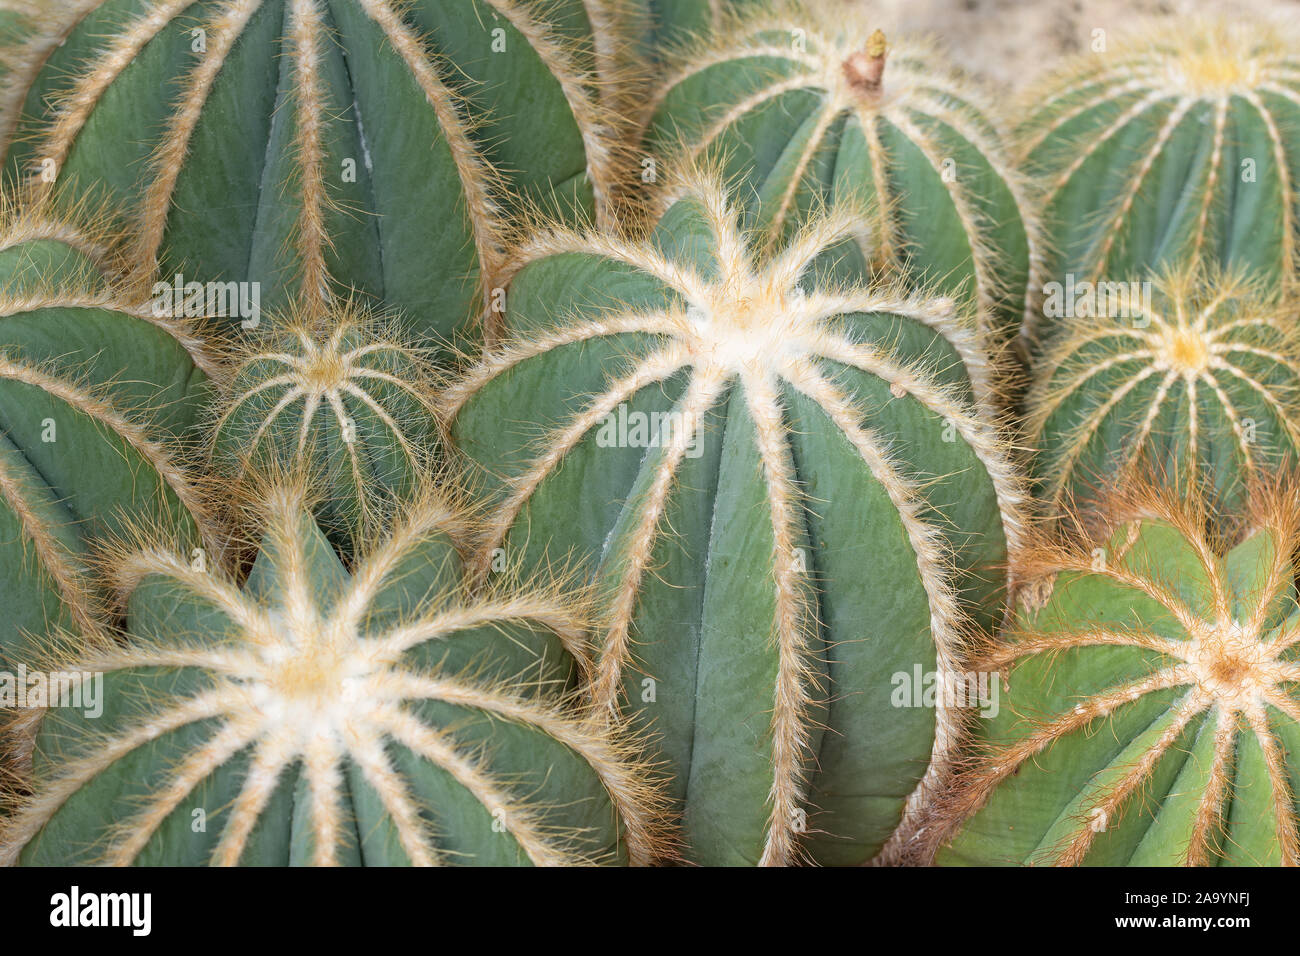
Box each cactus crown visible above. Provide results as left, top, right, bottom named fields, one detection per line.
left=1154, top=23, right=1274, bottom=95
left=450, top=169, right=1019, bottom=582
left=1025, top=18, right=1292, bottom=112
left=1029, top=263, right=1300, bottom=519
left=1, top=479, right=670, bottom=866
left=210, top=300, right=438, bottom=552
left=937, top=477, right=1300, bottom=865
left=447, top=167, right=1026, bottom=865
left=644, top=0, right=1043, bottom=340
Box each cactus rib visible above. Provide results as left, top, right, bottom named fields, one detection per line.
left=1, top=482, right=672, bottom=866
left=1029, top=263, right=1300, bottom=521
left=2, top=0, right=628, bottom=338
left=447, top=169, right=1025, bottom=865
left=0, top=208, right=213, bottom=666
left=643, top=0, right=1044, bottom=344
left=936, top=478, right=1300, bottom=865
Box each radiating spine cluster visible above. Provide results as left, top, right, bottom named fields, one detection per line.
left=447, top=169, right=1024, bottom=866
left=934, top=478, right=1300, bottom=866
left=1, top=481, right=672, bottom=866
left=1028, top=264, right=1300, bottom=522
left=643, top=0, right=1043, bottom=346
left=210, top=301, right=439, bottom=555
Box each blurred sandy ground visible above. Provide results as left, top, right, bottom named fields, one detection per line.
left=6, top=1, right=1300, bottom=93
left=856, top=0, right=1300, bottom=89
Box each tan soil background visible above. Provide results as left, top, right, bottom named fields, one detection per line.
left=865, top=0, right=1300, bottom=89
left=8, top=2, right=1299, bottom=92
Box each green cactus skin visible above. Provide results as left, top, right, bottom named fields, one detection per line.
left=0, top=188, right=120, bottom=293
left=0, top=213, right=213, bottom=668
left=0, top=483, right=671, bottom=866
left=1, top=0, right=631, bottom=341
left=446, top=171, right=1024, bottom=866
left=935, top=481, right=1300, bottom=866
left=1029, top=264, right=1300, bottom=523
left=210, top=302, right=438, bottom=555
left=642, top=0, right=761, bottom=49
left=642, top=1, right=1042, bottom=347
left=646, top=0, right=716, bottom=44
left=1020, top=18, right=1300, bottom=346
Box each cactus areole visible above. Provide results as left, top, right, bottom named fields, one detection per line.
left=448, top=173, right=1023, bottom=865
left=939, top=482, right=1300, bottom=866
left=3, top=0, right=624, bottom=339
left=1029, top=265, right=1300, bottom=522
left=644, top=2, right=1041, bottom=344
left=1, top=488, right=667, bottom=866
left=210, top=302, right=439, bottom=555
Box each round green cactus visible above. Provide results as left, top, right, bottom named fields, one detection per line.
left=642, top=0, right=1042, bottom=346
left=0, top=217, right=214, bottom=668
left=210, top=302, right=438, bottom=555
left=0, top=481, right=670, bottom=866
left=2, top=0, right=630, bottom=340
left=936, top=479, right=1300, bottom=866
left=1029, top=264, right=1300, bottom=522
left=446, top=170, right=1024, bottom=865
left=1020, top=18, right=1300, bottom=344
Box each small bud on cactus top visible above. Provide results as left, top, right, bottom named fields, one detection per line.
left=1, top=0, right=631, bottom=339
left=642, top=0, right=1044, bottom=347
left=1029, top=263, right=1300, bottom=525
left=935, top=477, right=1300, bottom=866
left=1020, top=16, right=1300, bottom=344
left=0, top=478, right=672, bottom=866
left=209, top=301, right=439, bottom=558
left=840, top=29, right=888, bottom=94
left=446, top=167, right=1025, bottom=865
